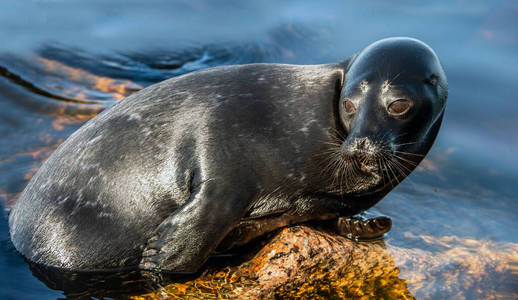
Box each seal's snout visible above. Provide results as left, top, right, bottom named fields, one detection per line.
left=342, top=137, right=379, bottom=173
left=343, top=137, right=377, bottom=158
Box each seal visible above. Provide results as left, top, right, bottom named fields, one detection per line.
left=9, top=37, right=448, bottom=272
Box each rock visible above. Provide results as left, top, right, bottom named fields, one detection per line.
left=132, top=225, right=414, bottom=299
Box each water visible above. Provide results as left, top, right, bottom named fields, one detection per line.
left=1, top=0, right=517, bottom=298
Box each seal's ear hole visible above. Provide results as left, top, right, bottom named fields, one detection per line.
left=387, top=99, right=412, bottom=116
left=424, top=75, right=438, bottom=86
left=343, top=100, right=356, bottom=114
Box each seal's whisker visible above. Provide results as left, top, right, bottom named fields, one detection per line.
left=380, top=149, right=420, bottom=165
left=395, top=157, right=411, bottom=176
left=386, top=151, right=412, bottom=174
left=387, top=160, right=403, bottom=179
left=320, top=138, right=340, bottom=144
left=392, top=141, right=418, bottom=147
left=392, top=150, right=425, bottom=157
left=386, top=160, right=401, bottom=185
left=342, top=158, right=353, bottom=191
left=383, top=153, right=401, bottom=183
left=384, top=161, right=395, bottom=188
left=378, top=158, right=386, bottom=186
left=353, top=159, right=361, bottom=173
left=383, top=129, right=395, bottom=143
left=390, top=158, right=412, bottom=176
left=329, top=127, right=347, bottom=142
left=389, top=132, right=408, bottom=143
left=391, top=154, right=418, bottom=166
left=321, top=152, right=342, bottom=178
left=379, top=156, right=393, bottom=188
left=316, top=142, right=341, bottom=154
left=339, top=159, right=348, bottom=195
left=390, top=158, right=421, bottom=191
left=317, top=149, right=341, bottom=158
left=331, top=155, right=346, bottom=189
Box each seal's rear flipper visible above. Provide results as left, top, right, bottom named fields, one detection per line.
left=138, top=179, right=252, bottom=273
left=333, top=215, right=392, bottom=241
left=138, top=207, right=230, bottom=272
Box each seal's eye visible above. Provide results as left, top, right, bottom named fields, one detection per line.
left=343, top=100, right=356, bottom=114
left=387, top=99, right=412, bottom=116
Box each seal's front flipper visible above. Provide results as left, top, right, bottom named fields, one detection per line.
left=215, top=212, right=307, bottom=253
left=333, top=215, right=392, bottom=241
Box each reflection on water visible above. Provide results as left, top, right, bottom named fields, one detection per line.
left=389, top=233, right=518, bottom=299
left=0, top=0, right=517, bottom=298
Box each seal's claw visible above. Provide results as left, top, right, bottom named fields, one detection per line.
left=335, top=215, right=392, bottom=241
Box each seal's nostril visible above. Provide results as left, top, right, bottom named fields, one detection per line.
left=354, top=137, right=369, bottom=150
left=343, top=137, right=375, bottom=157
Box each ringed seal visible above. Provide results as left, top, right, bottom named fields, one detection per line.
left=9, top=37, right=448, bottom=272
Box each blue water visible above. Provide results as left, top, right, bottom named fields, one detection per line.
left=1, top=1, right=517, bottom=298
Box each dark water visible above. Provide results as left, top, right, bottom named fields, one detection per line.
left=1, top=1, right=517, bottom=299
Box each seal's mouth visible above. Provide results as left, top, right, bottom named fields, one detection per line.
left=358, top=160, right=377, bottom=174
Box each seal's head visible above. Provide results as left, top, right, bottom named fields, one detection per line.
left=335, top=37, right=448, bottom=195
